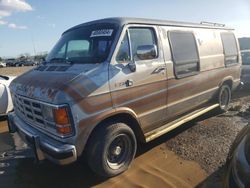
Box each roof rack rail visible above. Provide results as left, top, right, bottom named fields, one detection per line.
left=200, top=21, right=225, bottom=27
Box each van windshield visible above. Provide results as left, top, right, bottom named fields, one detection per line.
left=46, top=24, right=118, bottom=64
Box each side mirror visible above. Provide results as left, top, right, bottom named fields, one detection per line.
left=136, top=45, right=157, bottom=60
left=128, top=61, right=136, bottom=72
left=0, top=75, right=9, bottom=80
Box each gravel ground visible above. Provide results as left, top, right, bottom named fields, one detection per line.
left=166, top=91, right=250, bottom=175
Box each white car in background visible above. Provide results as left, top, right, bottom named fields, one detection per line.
left=0, top=75, right=16, bottom=115
left=0, top=61, right=6, bottom=68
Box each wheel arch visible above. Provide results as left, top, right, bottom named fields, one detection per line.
left=219, top=76, right=233, bottom=89
left=83, top=109, right=145, bottom=153
left=96, top=112, right=144, bottom=141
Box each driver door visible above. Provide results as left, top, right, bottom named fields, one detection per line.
left=109, top=26, right=167, bottom=133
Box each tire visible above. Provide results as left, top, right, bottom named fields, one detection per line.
left=217, top=84, right=231, bottom=113
left=86, top=122, right=137, bottom=177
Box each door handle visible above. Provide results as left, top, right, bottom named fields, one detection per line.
left=152, top=67, right=166, bottom=74
left=125, top=79, right=133, bottom=87
left=156, top=67, right=166, bottom=72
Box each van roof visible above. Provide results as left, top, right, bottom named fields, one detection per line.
left=64, top=17, right=233, bottom=34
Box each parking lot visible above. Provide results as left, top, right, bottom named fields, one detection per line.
left=0, top=67, right=250, bottom=188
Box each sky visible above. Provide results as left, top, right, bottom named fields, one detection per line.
left=0, top=0, right=250, bottom=58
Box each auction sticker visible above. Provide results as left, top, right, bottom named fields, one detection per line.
left=90, top=29, right=113, bottom=37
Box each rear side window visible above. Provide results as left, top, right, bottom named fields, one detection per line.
left=221, top=32, right=238, bottom=65
left=129, top=28, right=157, bottom=60
left=169, top=31, right=199, bottom=78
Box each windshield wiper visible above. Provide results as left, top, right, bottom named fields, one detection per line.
left=49, top=58, right=73, bottom=65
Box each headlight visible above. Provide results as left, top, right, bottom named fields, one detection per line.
left=42, top=105, right=54, bottom=122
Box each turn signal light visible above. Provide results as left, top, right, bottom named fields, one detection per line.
left=54, top=108, right=69, bottom=125
left=56, top=126, right=72, bottom=135
left=53, top=107, right=73, bottom=135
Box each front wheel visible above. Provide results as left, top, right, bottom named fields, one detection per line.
left=217, top=85, right=231, bottom=113
left=86, top=122, right=137, bottom=177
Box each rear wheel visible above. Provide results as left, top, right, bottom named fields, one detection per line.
left=217, top=84, right=231, bottom=112
left=86, top=122, right=137, bottom=177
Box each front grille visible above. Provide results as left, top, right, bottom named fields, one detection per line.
left=13, top=94, right=57, bottom=134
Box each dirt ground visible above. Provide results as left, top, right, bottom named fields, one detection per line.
left=0, top=67, right=249, bottom=188
left=0, top=66, right=33, bottom=76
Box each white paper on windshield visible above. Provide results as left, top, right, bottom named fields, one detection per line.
left=90, top=29, right=113, bottom=37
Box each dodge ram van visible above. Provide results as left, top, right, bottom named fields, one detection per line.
left=8, top=17, right=241, bottom=177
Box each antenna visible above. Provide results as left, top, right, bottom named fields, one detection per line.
left=200, top=21, right=225, bottom=27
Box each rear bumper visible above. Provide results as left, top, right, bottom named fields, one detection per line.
left=8, top=112, right=77, bottom=165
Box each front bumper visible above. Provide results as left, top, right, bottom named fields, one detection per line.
left=7, top=112, right=77, bottom=165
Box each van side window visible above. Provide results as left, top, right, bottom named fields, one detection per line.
left=129, top=28, right=157, bottom=60
left=221, top=33, right=238, bottom=66
left=116, top=32, right=131, bottom=62
left=169, top=31, right=199, bottom=78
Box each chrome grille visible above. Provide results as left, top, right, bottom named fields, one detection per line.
left=13, top=94, right=57, bottom=133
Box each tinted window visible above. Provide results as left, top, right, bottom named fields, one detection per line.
left=129, top=28, right=157, bottom=60
left=116, top=32, right=131, bottom=62
left=169, top=31, right=199, bottom=77
left=221, top=33, right=238, bottom=65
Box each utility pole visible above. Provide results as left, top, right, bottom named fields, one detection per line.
left=30, top=33, right=37, bottom=56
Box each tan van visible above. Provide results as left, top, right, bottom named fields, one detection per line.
left=8, top=17, right=241, bottom=177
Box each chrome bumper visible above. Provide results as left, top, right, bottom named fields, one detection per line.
left=8, top=112, right=77, bottom=165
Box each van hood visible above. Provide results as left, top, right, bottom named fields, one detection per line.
left=10, top=63, right=108, bottom=104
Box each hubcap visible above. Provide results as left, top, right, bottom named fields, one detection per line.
left=107, top=134, right=132, bottom=170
